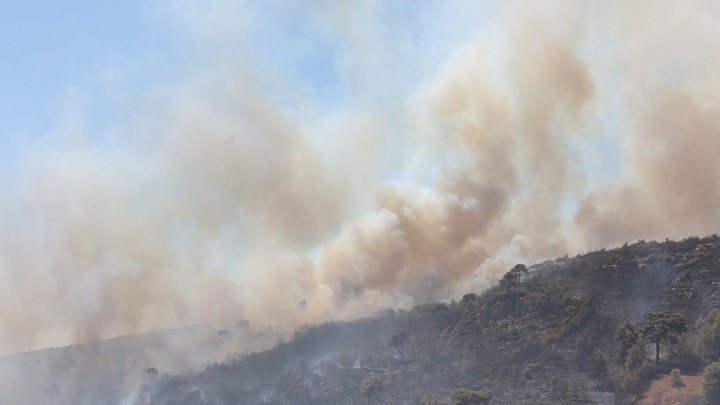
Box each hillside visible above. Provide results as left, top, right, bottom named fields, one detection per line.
left=0, top=321, right=282, bottom=405
left=136, top=235, right=720, bottom=405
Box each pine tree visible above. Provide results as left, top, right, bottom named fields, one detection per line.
left=639, top=310, right=687, bottom=364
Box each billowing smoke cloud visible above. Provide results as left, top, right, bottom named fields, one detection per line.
left=574, top=0, right=720, bottom=245
left=1, top=0, right=720, bottom=355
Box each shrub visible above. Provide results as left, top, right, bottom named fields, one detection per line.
left=521, top=362, right=540, bottom=379
left=452, top=388, right=492, bottom=405
left=671, top=368, right=682, bottom=387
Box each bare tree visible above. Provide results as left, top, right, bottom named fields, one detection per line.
left=46, top=383, right=60, bottom=405
left=388, top=331, right=409, bottom=364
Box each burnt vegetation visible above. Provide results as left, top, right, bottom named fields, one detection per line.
left=22, top=235, right=720, bottom=404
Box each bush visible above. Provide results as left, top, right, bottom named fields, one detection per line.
left=671, top=368, right=682, bottom=387
left=521, top=362, right=540, bottom=379
left=452, top=388, right=492, bottom=405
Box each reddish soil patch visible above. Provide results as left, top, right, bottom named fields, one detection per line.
left=639, top=370, right=704, bottom=405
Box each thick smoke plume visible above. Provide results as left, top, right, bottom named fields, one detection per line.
left=1, top=0, right=720, bottom=355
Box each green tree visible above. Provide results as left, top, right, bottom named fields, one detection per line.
left=704, top=362, right=720, bottom=404
left=700, top=310, right=720, bottom=361
left=615, top=320, right=640, bottom=368
left=499, top=272, right=517, bottom=295
left=388, top=331, right=409, bottom=364
left=639, top=310, right=688, bottom=364
left=512, top=263, right=528, bottom=279
left=360, top=375, right=384, bottom=404
left=588, top=352, right=609, bottom=388
left=626, top=342, right=646, bottom=377
left=499, top=264, right=529, bottom=295
left=452, top=388, right=492, bottom=405
left=460, top=293, right=477, bottom=305
left=46, top=383, right=60, bottom=405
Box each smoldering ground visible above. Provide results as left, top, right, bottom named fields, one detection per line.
left=1, top=0, right=720, bottom=374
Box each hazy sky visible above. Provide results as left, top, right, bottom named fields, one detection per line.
left=1, top=0, right=719, bottom=354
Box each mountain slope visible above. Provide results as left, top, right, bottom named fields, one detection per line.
left=140, top=235, right=720, bottom=405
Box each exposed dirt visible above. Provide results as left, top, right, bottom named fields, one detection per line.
left=639, top=370, right=704, bottom=405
